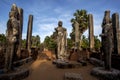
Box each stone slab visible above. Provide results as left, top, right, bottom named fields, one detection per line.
left=91, top=67, right=120, bottom=80
left=0, top=68, right=29, bottom=80
left=64, top=72, right=82, bottom=80
left=53, top=60, right=82, bottom=69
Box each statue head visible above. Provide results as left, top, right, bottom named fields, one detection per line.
left=58, top=21, right=63, bottom=27
left=9, top=11, right=17, bottom=18
left=103, top=10, right=111, bottom=24
left=11, top=4, right=18, bottom=11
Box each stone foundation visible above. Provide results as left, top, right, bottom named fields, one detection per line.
left=53, top=60, right=82, bottom=69
left=91, top=67, right=120, bottom=80
left=89, top=58, right=104, bottom=67
left=0, top=68, right=29, bottom=80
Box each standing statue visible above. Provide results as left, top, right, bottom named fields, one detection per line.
left=5, top=4, right=20, bottom=71
left=55, top=21, right=67, bottom=60
left=100, top=10, right=113, bottom=70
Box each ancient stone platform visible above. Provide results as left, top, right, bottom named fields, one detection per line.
left=64, top=72, right=82, bottom=80
left=53, top=60, right=86, bottom=69
left=0, top=68, right=29, bottom=80
left=91, top=67, right=120, bottom=80
left=89, top=58, right=104, bottom=67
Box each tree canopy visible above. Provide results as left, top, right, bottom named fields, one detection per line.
left=44, top=36, right=57, bottom=50
left=32, top=35, right=41, bottom=48
left=0, top=34, right=6, bottom=43
left=70, top=9, right=88, bottom=41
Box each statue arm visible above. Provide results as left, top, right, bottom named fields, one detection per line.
left=6, top=20, right=11, bottom=37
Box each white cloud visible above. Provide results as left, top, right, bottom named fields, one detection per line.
left=32, top=7, right=73, bottom=42
left=24, top=7, right=103, bottom=42
left=22, top=33, right=26, bottom=39
left=54, top=7, right=63, bottom=14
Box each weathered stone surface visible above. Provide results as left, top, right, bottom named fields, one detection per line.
left=88, top=14, right=94, bottom=51
left=0, top=68, right=29, bottom=80
left=17, top=8, right=23, bottom=57
left=55, top=21, right=67, bottom=60
left=53, top=60, right=82, bottom=69
left=100, top=10, right=113, bottom=70
left=89, top=58, right=104, bottom=67
left=26, top=15, right=33, bottom=56
left=112, top=13, right=120, bottom=55
left=77, top=59, right=87, bottom=66
left=5, top=4, right=20, bottom=71
left=64, top=72, right=82, bottom=80
left=91, top=67, right=120, bottom=80
left=74, top=21, right=80, bottom=49
left=13, top=57, right=32, bottom=67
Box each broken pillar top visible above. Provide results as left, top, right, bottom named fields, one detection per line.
left=105, top=10, right=110, bottom=13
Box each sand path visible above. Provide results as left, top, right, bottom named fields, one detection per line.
left=25, top=59, right=98, bottom=80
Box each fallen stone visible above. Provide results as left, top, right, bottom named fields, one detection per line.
left=77, top=59, right=87, bottom=66
left=64, top=72, right=83, bottom=80
left=89, top=57, right=104, bottom=67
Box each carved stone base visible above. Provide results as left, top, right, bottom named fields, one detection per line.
left=64, top=72, right=83, bottom=80
left=91, top=67, right=120, bottom=80
left=0, top=68, right=29, bottom=80
left=53, top=60, right=82, bottom=69
left=89, top=58, right=104, bottom=67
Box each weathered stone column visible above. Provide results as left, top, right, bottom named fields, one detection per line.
left=88, top=14, right=94, bottom=51
left=74, top=21, right=79, bottom=50
left=26, top=15, right=33, bottom=56
left=17, top=8, right=23, bottom=57
left=112, top=13, right=120, bottom=54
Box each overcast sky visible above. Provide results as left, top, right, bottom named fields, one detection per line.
left=0, top=0, right=120, bottom=42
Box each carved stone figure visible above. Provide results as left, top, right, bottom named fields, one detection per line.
left=55, top=21, right=67, bottom=60
left=5, top=5, right=20, bottom=71
left=100, top=10, right=113, bottom=70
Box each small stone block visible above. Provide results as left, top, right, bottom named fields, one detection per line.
left=64, top=72, right=82, bottom=80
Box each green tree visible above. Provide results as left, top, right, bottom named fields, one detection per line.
left=32, top=35, right=41, bottom=48
left=81, top=35, right=89, bottom=49
left=67, top=38, right=73, bottom=49
left=0, top=34, right=6, bottom=43
left=44, top=36, right=57, bottom=50
left=22, top=39, right=26, bottom=48
left=70, top=9, right=88, bottom=49
left=94, top=36, right=101, bottom=50
left=44, top=36, right=50, bottom=49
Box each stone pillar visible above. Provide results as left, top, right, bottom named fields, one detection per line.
left=17, top=8, right=23, bottom=57
left=88, top=14, right=94, bottom=51
left=26, top=15, right=33, bottom=56
left=112, top=13, right=120, bottom=54
left=74, top=21, right=79, bottom=50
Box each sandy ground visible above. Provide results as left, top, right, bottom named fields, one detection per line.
left=25, top=59, right=98, bottom=80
